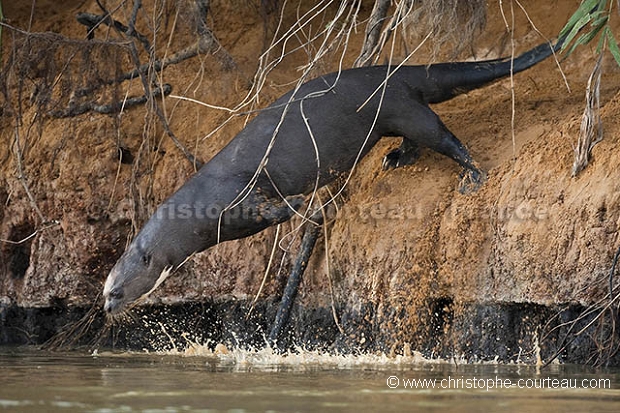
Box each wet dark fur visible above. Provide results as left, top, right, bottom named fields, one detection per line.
left=104, top=41, right=559, bottom=314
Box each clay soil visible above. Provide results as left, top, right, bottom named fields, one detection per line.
left=1, top=1, right=619, bottom=363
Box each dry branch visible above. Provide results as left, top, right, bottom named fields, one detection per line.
left=127, top=40, right=203, bottom=168
left=76, top=0, right=215, bottom=167
left=269, top=212, right=324, bottom=346
left=354, top=0, right=391, bottom=67
left=572, top=53, right=603, bottom=176
left=191, top=0, right=236, bottom=70
left=49, top=84, right=172, bottom=118
left=610, top=245, right=620, bottom=305
left=354, top=0, right=487, bottom=68
left=77, top=12, right=152, bottom=52
left=71, top=0, right=235, bottom=97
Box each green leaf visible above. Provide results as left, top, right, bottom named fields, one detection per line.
left=606, top=30, right=620, bottom=67
left=559, top=0, right=602, bottom=39
left=591, top=10, right=609, bottom=28
left=565, top=21, right=607, bottom=57
left=560, top=12, right=596, bottom=53
left=559, top=0, right=614, bottom=57
left=597, top=26, right=610, bottom=54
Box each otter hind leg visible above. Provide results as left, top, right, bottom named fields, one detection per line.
left=431, top=123, right=487, bottom=194
left=383, top=104, right=486, bottom=193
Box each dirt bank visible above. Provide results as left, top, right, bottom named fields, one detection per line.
left=1, top=1, right=619, bottom=364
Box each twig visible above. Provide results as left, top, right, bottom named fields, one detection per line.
left=13, top=126, right=45, bottom=223
left=0, top=221, right=59, bottom=245
left=41, top=293, right=106, bottom=350
left=247, top=224, right=282, bottom=319
left=513, top=0, right=570, bottom=92
left=192, top=0, right=235, bottom=70
left=91, top=0, right=203, bottom=168
left=319, top=197, right=344, bottom=335
left=69, top=1, right=234, bottom=99
left=128, top=41, right=203, bottom=167
left=109, top=38, right=226, bottom=89
left=609, top=245, right=620, bottom=305
left=127, top=0, right=144, bottom=46
left=499, top=0, right=517, bottom=162
left=76, top=11, right=151, bottom=52
left=542, top=270, right=620, bottom=367
left=49, top=84, right=172, bottom=118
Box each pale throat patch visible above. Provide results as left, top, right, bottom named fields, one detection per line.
left=103, top=270, right=116, bottom=298
left=138, top=252, right=197, bottom=301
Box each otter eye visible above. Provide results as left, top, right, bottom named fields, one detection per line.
left=108, top=287, right=124, bottom=300
left=142, top=254, right=151, bottom=266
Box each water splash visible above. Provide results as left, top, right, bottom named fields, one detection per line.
left=178, top=341, right=439, bottom=371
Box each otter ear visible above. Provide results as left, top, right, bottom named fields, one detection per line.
left=142, top=254, right=152, bottom=267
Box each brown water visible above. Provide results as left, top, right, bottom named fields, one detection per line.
left=1, top=347, right=619, bottom=412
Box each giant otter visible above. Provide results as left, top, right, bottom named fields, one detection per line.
left=104, top=40, right=561, bottom=315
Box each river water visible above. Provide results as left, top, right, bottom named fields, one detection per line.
left=1, top=346, right=619, bottom=412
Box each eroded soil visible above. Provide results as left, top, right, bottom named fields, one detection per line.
left=1, top=1, right=619, bottom=363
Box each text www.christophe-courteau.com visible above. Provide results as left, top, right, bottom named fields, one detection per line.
left=385, top=376, right=612, bottom=391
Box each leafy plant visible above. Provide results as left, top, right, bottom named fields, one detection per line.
left=557, top=0, right=619, bottom=176
left=559, top=0, right=620, bottom=66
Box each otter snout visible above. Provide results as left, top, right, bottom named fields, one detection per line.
left=103, top=286, right=125, bottom=315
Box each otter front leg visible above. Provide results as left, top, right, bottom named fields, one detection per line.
left=255, top=194, right=305, bottom=225
left=215, top=193, right=305, bottom=244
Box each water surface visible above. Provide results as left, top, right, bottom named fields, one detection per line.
left=1, top=347, right=619, bottom=412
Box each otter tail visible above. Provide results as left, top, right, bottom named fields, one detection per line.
left=420, top=37, right=564, bottom=104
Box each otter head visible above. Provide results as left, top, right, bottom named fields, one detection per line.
left=103, top=235, right=174, bottom=315
left=102, top=195, right=222, bottom=315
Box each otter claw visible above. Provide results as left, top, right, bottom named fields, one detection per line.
left=458, top=168, right=487, bottom=194
left=382, top=148, right=403, bottom=170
